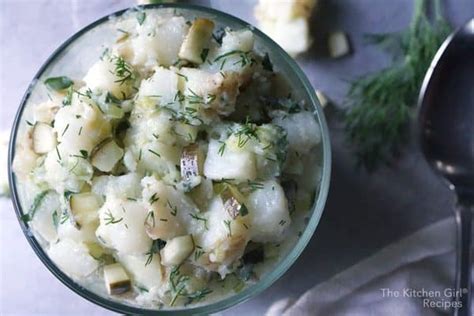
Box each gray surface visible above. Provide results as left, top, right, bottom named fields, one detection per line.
left=1, top=0, right=473, bottom=315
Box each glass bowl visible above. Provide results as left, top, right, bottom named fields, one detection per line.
left=8, top=3, right=331, bottom=315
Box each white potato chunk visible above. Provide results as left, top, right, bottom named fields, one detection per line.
left=91, top=173, right=142, bottom=199
left=193, top=196, right=250, bottom=276
left=138, top=67, right=179, bottom=105
left=221, top=29, right=255, bottom=54
left=83, top=57, right=134, bottom=99
left=131, top=16, right=189, bottom=68
left=96, top=199, right=151, bottom=255
left=160, top=235, right=194, bottom=266
left=53, top=93, right=111, bottom=156
left=33, top=100, right=59, bottom=124
left=141, top=176, right=199, bottom=239
left=247, top=180, right=290, bottom=242
left=124, top=141, right=180, bottom=184
left=180, top=68, right=240, bottom=115
left=120, top=254, right=163, bottom=290
left=48, top=238, right=99, bottom=279
left=57, top=218, right=98, bottom=243
left=273, top=111, right=321, bottom=154
left=91, top=140, right=124, bottom=172
left=204, top=139, right=256, bottom=181
left=42, top=153, right=93, bottom=193
left=70, top=192, right=102, bottom=227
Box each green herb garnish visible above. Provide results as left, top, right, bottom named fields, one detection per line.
left=137, top=11, right=146, bottom=26
left=104, top=209, right=123, bottom=225
left=44, top=76, right=73, bottom=91
left=20, top=190, right=49, bottom=223
left=145, top=239, right=166, bottom=266
left=344, top=0, right=450, bottom=170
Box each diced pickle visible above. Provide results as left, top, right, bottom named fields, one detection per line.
left=103, top=263, right=131, bottom=295
left=220, top=185, right=248, bottom=219
left=178, top=18, right=215, bottom=64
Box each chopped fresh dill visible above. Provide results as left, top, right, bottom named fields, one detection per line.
left=148, top=149, right=161, bottom=158
left=218, top=141, right=226, bottom=156
left=223, top=220, right=232, bottom=237
left=189, top=213, right=208, bottom=230
left=167, top=200, right=178, bottom=216
left=104, top=209, right=123, bottom=225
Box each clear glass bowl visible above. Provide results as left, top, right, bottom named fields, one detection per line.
left=8, top=3, right=331, bottom=315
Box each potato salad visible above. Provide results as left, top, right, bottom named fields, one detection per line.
left=13, top=8, right=322, bottom=309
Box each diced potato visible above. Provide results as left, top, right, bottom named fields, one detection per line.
left=180, top=68, right=240, bottom=115
left=204, top=140, right=256, bottom=181
left=138, top=67, right=179, bottom=105
left=247, top=180, right=290, bottom=242
left=48, top=238, right=99, bottom=279
left=179, top=18, right=215, bottom=64
left=57, top=215, right=100, bottom=243
left=91, top=140, right=124, bottom=172
left=103, top=263, right=131, bottom=295
left=120, top=254, right=163, bottom=290
left=69, top=192, right=102, bottom=227
left=96, top=199, right=152, bottom=255
left=130, top=142, right=181, bottom=183
left=160, top=235, right=194, bottom=266
left=131, top=16, right=189, bottom=68
left=33, top=100, right=59, bottom=124
left=53, top=92, right=112, bottom=156
left=193, top=196, right=250, bottom=276
left=42, top=153, right=93, bottom=193
left=141, top=176, right=198, bottom=240
left=220, top=30, right=255, bottom=54
left=32, top=123, right=57, bottom=154
left=273, top=111, right=321, bottom=154
left=91, top=173, right=142, bottom=199
left=83, top=57, right=135, bottom=99
left=328, top=31, right=350, bottom=58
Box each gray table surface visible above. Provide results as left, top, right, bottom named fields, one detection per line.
left=1, top=0, right=473, bottom=315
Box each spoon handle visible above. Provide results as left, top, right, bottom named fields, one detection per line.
left=454, top=201, right=472, bottom=316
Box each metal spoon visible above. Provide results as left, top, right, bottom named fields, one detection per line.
left=418, top=18, right=474, bottom=316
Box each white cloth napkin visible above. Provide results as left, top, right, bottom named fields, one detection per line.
left=267, top=217, right=473, bottom=316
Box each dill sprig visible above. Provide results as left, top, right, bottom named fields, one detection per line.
left=112, top=56, right=135, bottom=85
left=344, top=0, right=450, bottom=170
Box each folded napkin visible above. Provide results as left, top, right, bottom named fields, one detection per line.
left=267, top=217, right=472, bottom=316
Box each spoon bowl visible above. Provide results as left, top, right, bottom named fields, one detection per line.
left=418, top=18, right=474, bottom=316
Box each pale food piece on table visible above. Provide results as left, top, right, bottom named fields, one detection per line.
left=254, top=0, right=317, bottom=56
left=328, top=31, right=350, bottom=58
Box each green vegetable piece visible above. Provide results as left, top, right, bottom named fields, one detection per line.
left=44, top=76, right=73, bottom=91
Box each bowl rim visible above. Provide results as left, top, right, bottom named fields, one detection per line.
left=8, top=3, right=332, bottom=315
